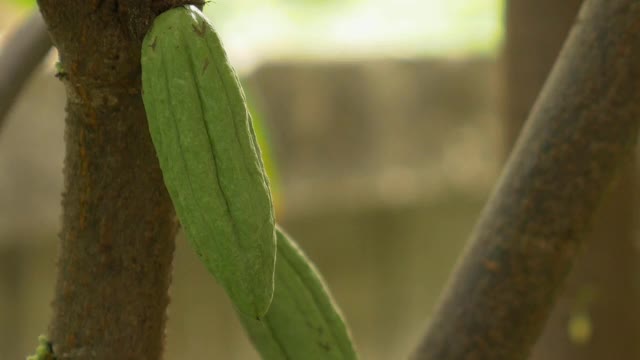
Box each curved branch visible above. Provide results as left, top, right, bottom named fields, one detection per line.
left=0, top=11, right=52, bottom=129
left=411, top=0, right=640, bottom=358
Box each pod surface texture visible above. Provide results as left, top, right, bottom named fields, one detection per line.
left=239, top=227, right=359, bottom=360
left=141, top=5, right=276, bottom=318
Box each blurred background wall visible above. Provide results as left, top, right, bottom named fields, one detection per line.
left=1, top=0, right=637, bottom=359
left=0, top=55, right=500, bottom=360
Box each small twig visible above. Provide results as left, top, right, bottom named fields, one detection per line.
left=0, top=10, right=53, bottom=130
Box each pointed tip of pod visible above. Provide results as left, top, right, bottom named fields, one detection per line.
left=225, top=242, right=275, bottom=318
left=233, top=300, right=269, bottom=323
left=254, top=280, right=276, bottom=318
left=246, top=298, right=273, bottom=320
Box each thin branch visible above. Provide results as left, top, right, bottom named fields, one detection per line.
left=411, top=0, right=640, bottom=359
left=0, top=10, right=52, bottom=129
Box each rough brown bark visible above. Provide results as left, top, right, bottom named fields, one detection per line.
left=503, top=1, right=640, bottom=358
left=35, top=1, right=199, bottom=358
left=411, top=0, right=640, bottom=359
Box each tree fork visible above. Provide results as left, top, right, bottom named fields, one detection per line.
left=412, top=0, right=640, bottom=358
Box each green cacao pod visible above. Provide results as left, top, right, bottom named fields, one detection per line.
left=141, top=5, right=276, bottom=318
left=239, top=227, right=359, bottom=359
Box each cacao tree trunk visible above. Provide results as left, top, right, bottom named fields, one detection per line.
left=503, top=1, right=640, bottom=358
left=35, top=1, right=198, bottom=358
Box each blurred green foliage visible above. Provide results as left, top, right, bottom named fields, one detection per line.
left=6, top=0, right=35, bottom=7
left=6, top=0, right=503, bottom=56
left=203, top=0, right=503, bottom=58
